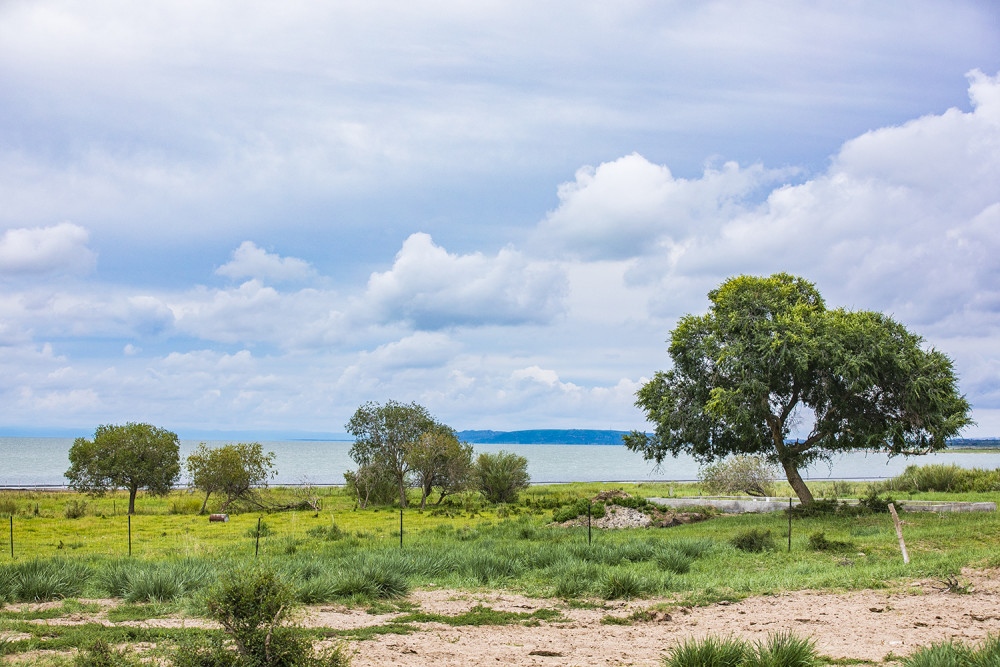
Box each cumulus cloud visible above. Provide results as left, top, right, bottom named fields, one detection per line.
left=364, top=233, right=567, bottom=329
left=535, top=154, right=792, bottom=260
left=216, top=241, right=317, bottom=284
left=0, top=222, right=96, bottom=276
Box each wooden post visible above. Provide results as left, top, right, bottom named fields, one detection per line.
left=787, top=497, right=792, bottom=552
left=588, top=500, right=592, bottom=545
left=255, top=517, right=261, bottom=557
left=888, top=503, right=909, bottom=564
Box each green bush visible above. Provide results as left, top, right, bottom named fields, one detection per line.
left=699, top=456, right=777, bottom=497
left=199, top=564, right=350, bottom=666
left=552, top=498, right=606, bottom=522
left=473, top=451, right=530, bottom=504
left=731, top=529, right=775, bottom=553
left=64, top=499, right=88, bottom=519
left=807, top=532, right=854, bottom=553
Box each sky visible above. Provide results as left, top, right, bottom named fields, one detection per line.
left=0, top=1, right=998, bottom=439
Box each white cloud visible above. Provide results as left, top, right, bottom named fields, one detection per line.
left=216, top=241, right=317, bottom=284
left=535, top=154, right=791, bottom=260
left=0, top=222, right=96, bottom=276
left=364, top=233, right=567, bottom=329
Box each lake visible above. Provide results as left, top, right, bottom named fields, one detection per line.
left=1, top=437, right=999, bottom=487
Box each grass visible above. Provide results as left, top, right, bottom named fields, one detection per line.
left=0, top=480, right=998, bottom=663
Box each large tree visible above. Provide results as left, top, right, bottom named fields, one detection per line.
left=186, top=442, right=276, bottom=513
left=624, top=273, right=973, bottom=504
left=346, top=400, right=436, bottom=507
left=66, top=422, right=181, bottom=514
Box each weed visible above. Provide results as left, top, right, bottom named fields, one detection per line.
left=64, top=499, right=88, bottom=519
left=807, top=532, right=855, bottom=553
left=74, top=639, right=143, bottom=667
left=731, top=529, right=776, bottom=553
left=665, top=635, right=745, bottom=667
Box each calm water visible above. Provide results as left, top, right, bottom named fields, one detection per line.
left=1, top=437, right=999, bottom=487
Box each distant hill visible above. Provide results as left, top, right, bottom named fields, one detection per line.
left=457, top=429, right=632, bottom=445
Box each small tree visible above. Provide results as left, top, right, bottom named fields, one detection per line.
left=699, top=456, right=777, bottom=497
left=473, top=450, right=530, bottom=504
left=346, top=400, right=436, bottom=507
left=186, top=442, right=276, bottom=513
left=343, top=461, right=398, bottom=509
left=66, top=422, right=180, bottom=514
left=405, top=424, right=474, bottom=508
left=626, top=273, right=973, bottom=504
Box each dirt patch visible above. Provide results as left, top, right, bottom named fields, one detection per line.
left=309, top=569, right=1000, bottom=666
left=6, top=571, right=999, bottom=665
left=561, top=503, right=712, bottom=530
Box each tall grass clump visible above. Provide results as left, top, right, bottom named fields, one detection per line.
left=878, top=463, right=1000, bottom=494
left=655, top=547, right=694, bottom=574
left=5, top=558, right=89, bottom=602
left=744, top=632, right=819, bottom=667
left=901, top=634, right=1000, bottom=666
left=665, top=635, right=745, bottom=667
left=600, top=569, right=648, bottom=600
left=731, top=529, right=776, bottom=553
left=664, top=633, right=819, bottom=667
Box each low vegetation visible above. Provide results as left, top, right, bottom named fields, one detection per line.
left=0, top=469, right=997, bottom=664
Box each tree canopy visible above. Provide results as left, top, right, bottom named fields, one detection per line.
left=186, top=442, right=276, bottom=513
left=625, top=273, right=973, bottom=504
left=65, top=422, right=181, bottom=514
left=346, top=400, right=437, bottom=507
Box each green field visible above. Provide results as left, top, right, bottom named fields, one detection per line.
left=0, top=480, right=998, bottom=665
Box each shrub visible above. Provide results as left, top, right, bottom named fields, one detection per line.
left=64, top=499, right=88, bottom=519
left=307, top=522, right=345, bottom=541
left=807, top=532, right=854, bottom=553
left=699, top=456, right=777, bottom=497
left=731, top=529, right=775, bottom=553
left=856, top=489, right=900, bottom=515
left=199, top=564, right=350, bottom=666
left=552, top=498, right=606, bottom=523
left=74, top=639, right=143, bottom=667
left=473, top=451, right=530, bottom=504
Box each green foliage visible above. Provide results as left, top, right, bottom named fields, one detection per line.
left=346, top=400, right=437, bottom=508
left=343, top=461, right=398, bottom=508
left=200, top=564, right=350, bottom=666
left=807, top=532, right=854, bottom=553
left=406, top=424, right=474, bottom=508
left=66, top=422, right=181, bottom=514
left=2, top=558, right=89, bottom=602
left=665, top=635, right=746, bottom=667
left=74, top=639, right=143, bottom=667
left=186, top=442, right=276, bottom=513
left=655, top=547, right=694, bottom=574
left=64, top=499, right=89, bottom=519
left=878, top=464, right=1000, bottom=494
left=600, top=569, right=648, bottom=599
left=664, top=633, right=819, bottom=667
left=731, top=529, right=775, bottom=553
left=700, top=456, right=777, bottom=497
left=552, top=498, right=606, bottom=522
left=473, top=450, right=531, bottom=504
left=856, top=489, right=901, bottom=514
left=626, top=273, right=973, bottom=505
left=901, top=634, right=1000, bottom=666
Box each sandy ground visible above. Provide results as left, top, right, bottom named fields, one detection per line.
left=4, top=570, right=999, bottom=665
left=304, top=569, right=1000, bottom=665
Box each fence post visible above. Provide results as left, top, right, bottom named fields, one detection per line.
left=128, top=514, right=132, bottom=557
left=400, top=507, right=404, bottom=548
left=588, top=500, right=592, bottom=545
left=787, top=497, right=792, bottom=552
left=9, top=515, right=13, bottom=559
left=888, top=503, right=909, bottom=564
left=255, top=517, right=262, bottom=558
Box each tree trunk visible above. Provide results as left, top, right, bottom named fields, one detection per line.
left=780, top=459, right=814, bottom=505
left=200, top=492, right=211, bottom=514
left=398, top=479, right=408, bottom=508
left=128, top=486, right=138, bottom=515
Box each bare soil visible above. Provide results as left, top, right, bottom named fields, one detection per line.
left=4, top=570, right=998, bottom=665
left=307, top=569, right=999, bottom=665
